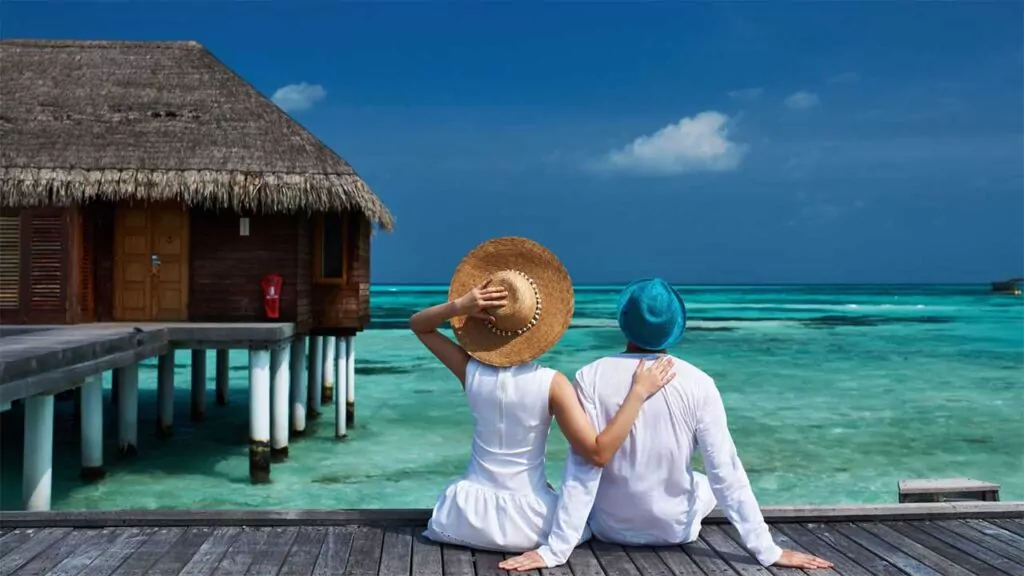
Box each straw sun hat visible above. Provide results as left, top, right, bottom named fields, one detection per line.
left=448, top=237, right=574, bottom=367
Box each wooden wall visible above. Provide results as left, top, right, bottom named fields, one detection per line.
left=90, top=202, right=116, bottom=322
left=188, top=210, right=310, bottom=328
left=0, top=202, right=372, bottom=332
left=311, top=215, right=372, bottom=333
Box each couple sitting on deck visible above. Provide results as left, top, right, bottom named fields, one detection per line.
left=408, top=237, right=833, bottom=572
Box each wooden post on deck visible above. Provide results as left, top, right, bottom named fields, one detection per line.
left=249, top=349, right=272, bottom=484
left=156, top=351, right=175, bottom=438
left=80, top=375, right=105, bottom=482
left=345, top=336, right=355, bottom=428
left=322, top=336, right=336, bottom=404
left=191, top=349, right=207, bottom=422
left=307, top=336, right=322, bottom=420
left=23, top=393, right=54, bottom=511
left=335, top=337, right=348, bottom=440
left=290, top=337, right=307, bottom=435
left=116, top=363, right=139, bottom=457
left=270, top=344, right=290, bottom=461
left=216, top=349, right=230, bottom=406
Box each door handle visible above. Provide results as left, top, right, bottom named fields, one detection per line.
left=150, top=254, right=161, bottom=277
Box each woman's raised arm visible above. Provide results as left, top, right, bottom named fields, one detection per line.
left=409, top=281, right=508, bottom=386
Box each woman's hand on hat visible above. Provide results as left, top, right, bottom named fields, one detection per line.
left=453, top=280, right=509, bottom=322
left=630, top=356, right=676, bottom=399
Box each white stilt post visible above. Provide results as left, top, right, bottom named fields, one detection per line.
left=116, top=363, right=139, bottom=457
left=271, top=344, right=291, bottom=461
left=335, top=337, right=348, bottom=439
left=290, top=337, right=307, bottom=435
left=249, top=349, right=271, bottom=483
left=80, top=375, right=105, bottom=482
left=216, top=349, right=230, bottom=406
left=157, top=351, right=175, bottom=437
left=345, top=336, right=356, bottom=428
left=191, top=349, right=207, bottom=422
left=322, top=336, right=336, bottom=404
left=23, top=394, right=54, bottom=510
left=307, top=336, right=322, bottom=420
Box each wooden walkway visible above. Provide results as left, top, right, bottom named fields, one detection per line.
left=1, top=512, right=1022, bottom=575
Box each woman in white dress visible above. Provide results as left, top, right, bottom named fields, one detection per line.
left=410, top=237, right=675, bottom=555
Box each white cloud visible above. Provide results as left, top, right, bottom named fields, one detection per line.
left=271, top=82, right=327, bottom=112
left=784, top=91, right=820, bottom=110
left=728, top=87, right=764, bottom=101
left=600, top=111, right=747, bottom=176
left=828, top=71, right=860, bottom=84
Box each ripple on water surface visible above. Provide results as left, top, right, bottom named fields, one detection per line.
left=0, top=284, right=1020, bottom=510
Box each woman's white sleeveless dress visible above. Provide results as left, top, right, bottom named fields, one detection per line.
left=424, top=358, right=591, bottom=552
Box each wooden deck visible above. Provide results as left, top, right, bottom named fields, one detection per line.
left=1, top=505, right=1022, bottom=575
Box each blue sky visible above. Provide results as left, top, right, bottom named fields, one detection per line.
left=3, top=2, right=1022, bottom=284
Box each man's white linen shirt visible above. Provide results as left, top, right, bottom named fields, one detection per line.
left=536, top=353, right=783, bottom=567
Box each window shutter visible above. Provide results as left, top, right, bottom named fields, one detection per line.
left=29, top=214, right=64, bottom=311
left=0, top=216, right=19, bottom=309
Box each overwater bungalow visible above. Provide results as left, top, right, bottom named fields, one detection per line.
left=0, top=39, right=393, bottom=328
left=991, top=278, right=1023, bottom=295
left=0, top=39, right=394, bottom=507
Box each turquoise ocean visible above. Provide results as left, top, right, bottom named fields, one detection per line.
left=1, top=284, right=1022, bottom=510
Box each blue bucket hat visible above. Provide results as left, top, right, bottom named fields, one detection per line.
left=617, top=278, right=687, bottom=351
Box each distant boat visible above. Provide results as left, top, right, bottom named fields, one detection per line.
left=991, top=278, right=1023, bottom=295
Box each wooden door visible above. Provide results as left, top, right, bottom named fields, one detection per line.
left=150, top=205, right=189, bottom=321
left=114, top=202, right=189, bottom=321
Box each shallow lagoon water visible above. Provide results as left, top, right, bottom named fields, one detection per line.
left=1, top=284, right=1021, bottom=510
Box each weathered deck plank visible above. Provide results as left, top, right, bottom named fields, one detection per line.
left=0, top=517, right=1022, bottom=575
left=178, top=526, right=240, bottom=576
left=346, top=526, right=385, bottom=575
left=48, top=527, right=122, bottom=576
left=932, top=519, right=1024, bottom=566
left=775, top=523, right=874, bottom=576
left=471, top=550, right=505, bottom=576
left=79, top=526, right=154, bottom=576
left=244, top=526, right=298, bottom=576
left=277, top=526, right=327, bottom=576
left=441, top=544, right=475, bottom=576
left=857, top=522, right=973, bottom=576
left=652, top=546, right=704, bottom=576
left=312, top=526, right=356, bottom=575
left=801, top=522, right=906, bottom=576
left=590, top=540, right=641, bottom=576
left=886, top=521, right=1016, bottom=576
left=9, top=527, right=93, bottom=576
left=378, top=526, right=413, bottom=576
left=0, top=527, right=72, bottom=574
left=110, top=527, right=186, bottom=576
left=834, top=522, right=941, bottom=576
left=566, top=543, right=606, bottom=576
left=146, top=526, right=215, bottom=576
left=211, top=526, right=267, bottom=575
left=410, top=532, right=442, bottom=576
left=699, top=526, right=772, bottom=576
left=990, top=519, right=1024, bottom=538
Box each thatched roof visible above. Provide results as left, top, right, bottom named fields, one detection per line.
left=0, top=39, right=394, bottom=230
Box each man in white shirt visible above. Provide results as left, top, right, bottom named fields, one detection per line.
left=500, top=278, right=833, bottom=572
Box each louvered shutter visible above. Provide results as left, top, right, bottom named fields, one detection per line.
left=29, top=214, right=64, bottom=312
left=0, top=216, right=19, bottom=309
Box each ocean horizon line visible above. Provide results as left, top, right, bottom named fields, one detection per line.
left=370, top=281, right=1004, bottom=289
